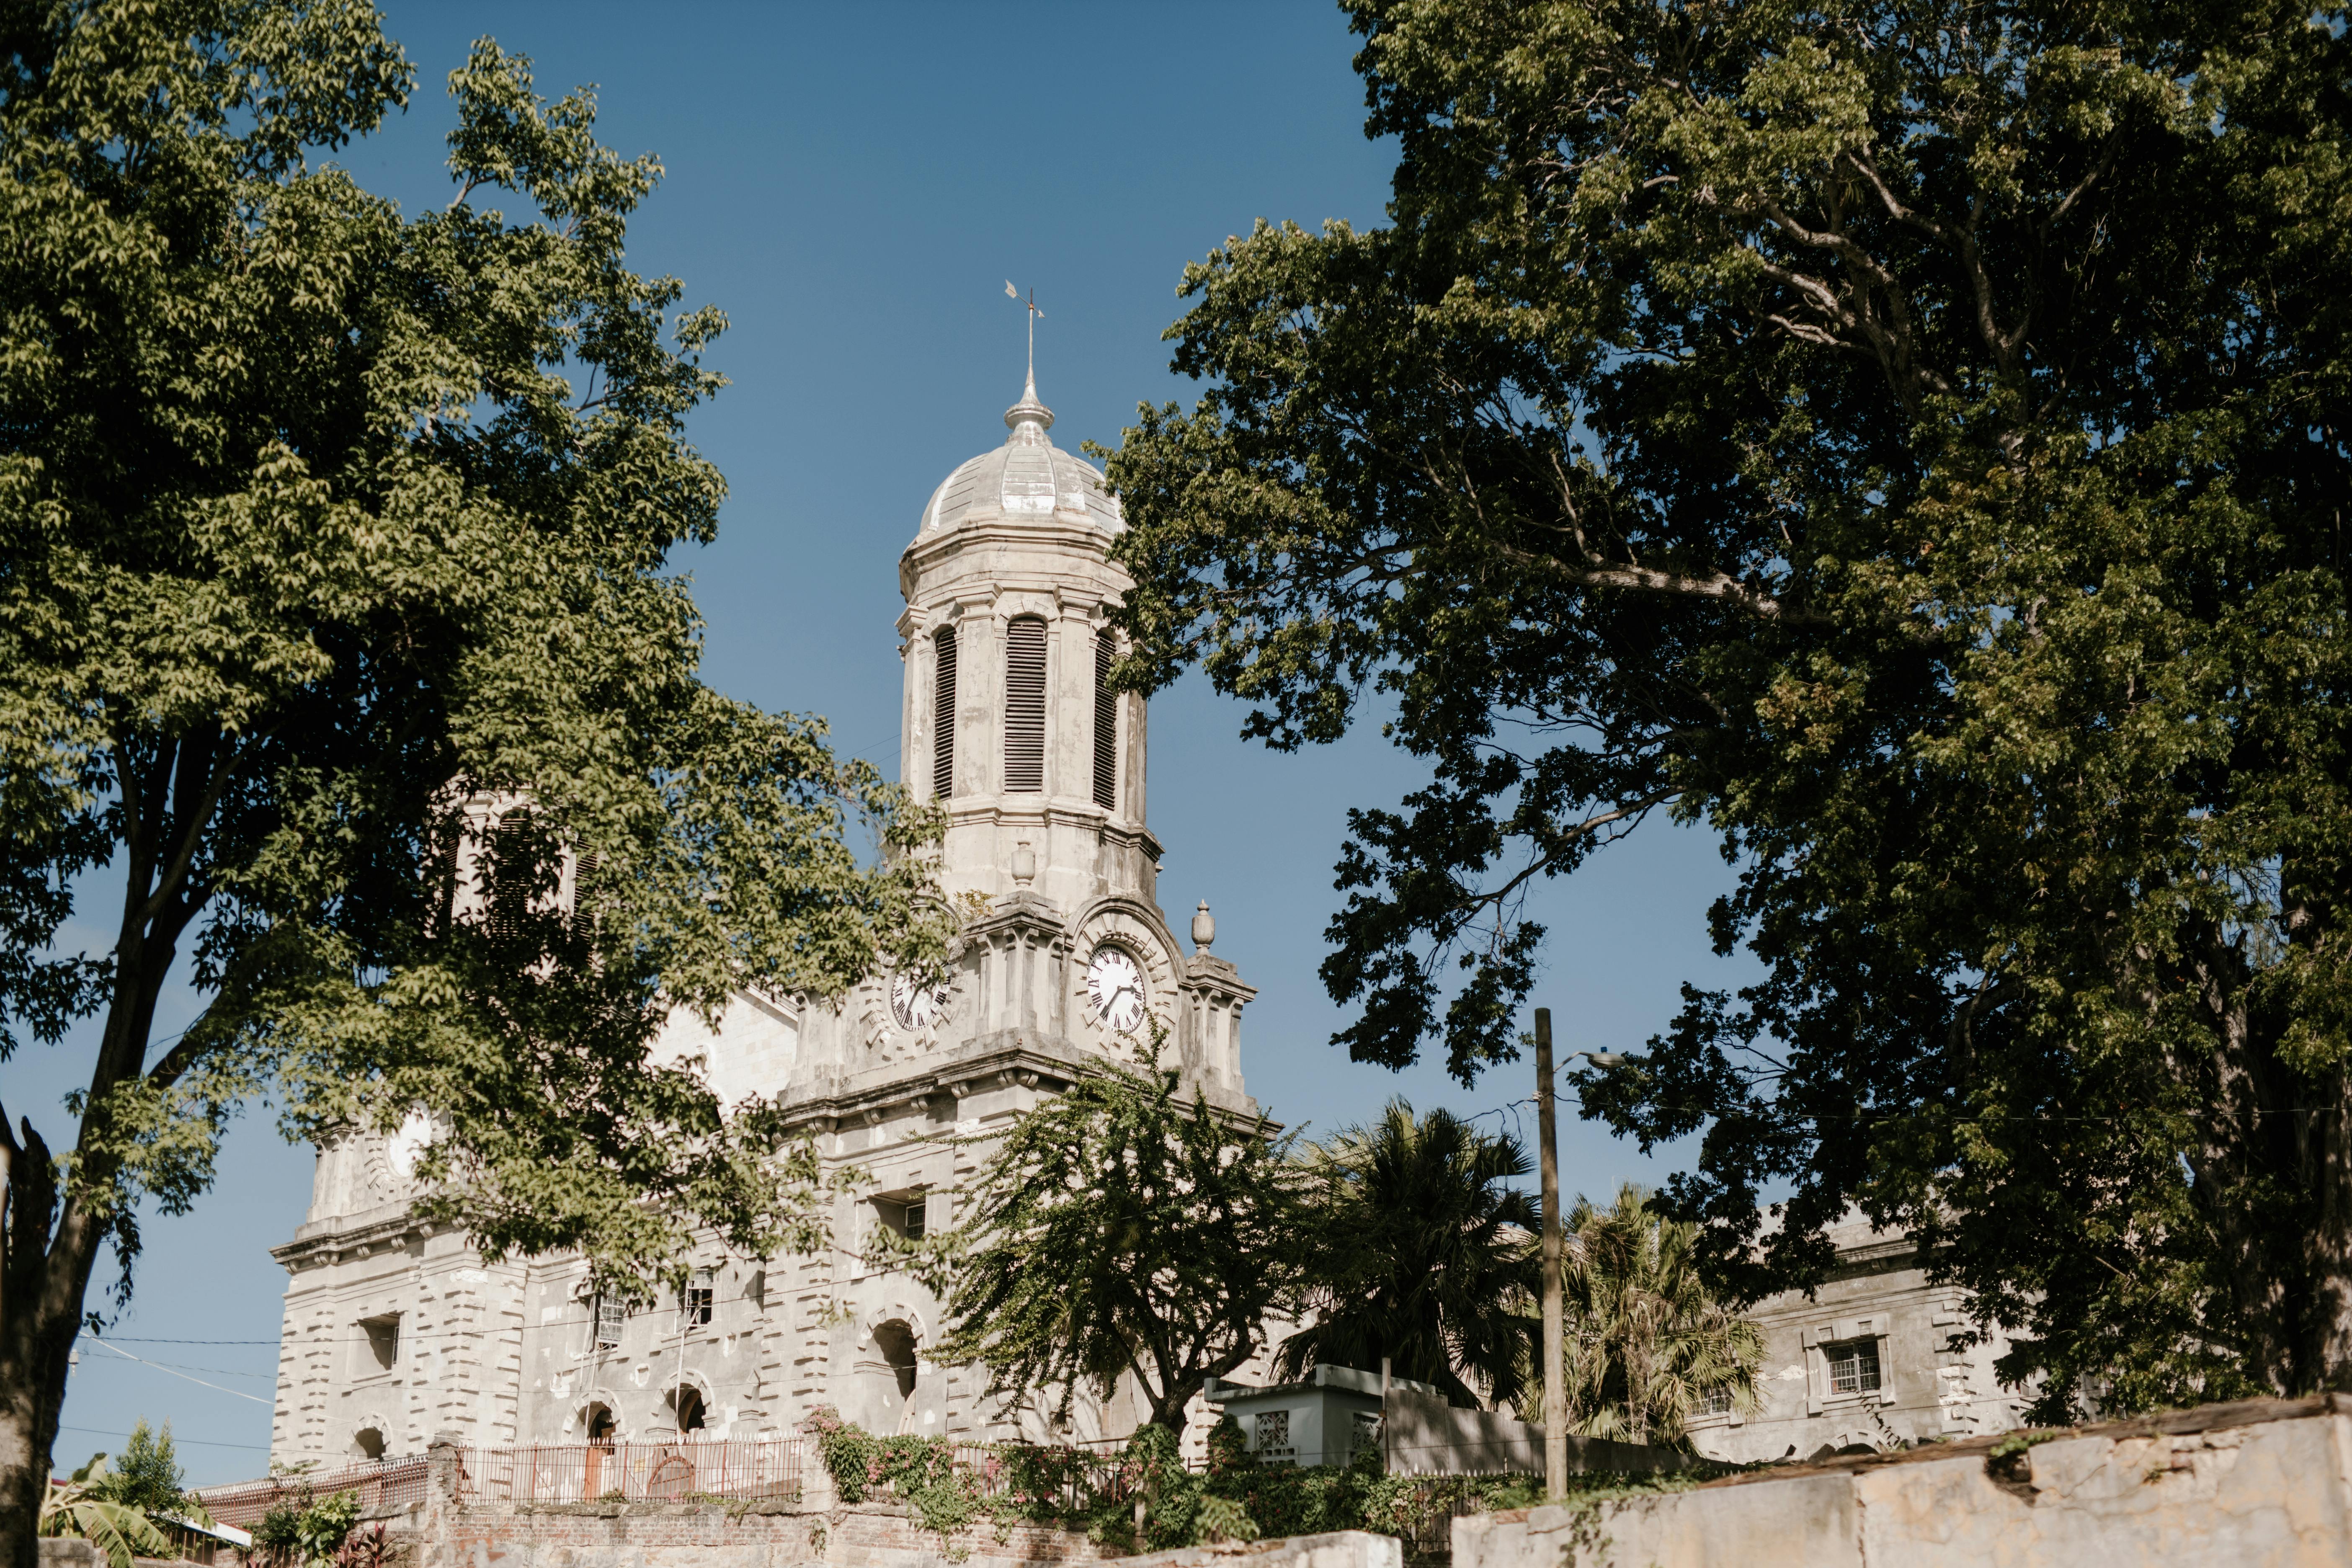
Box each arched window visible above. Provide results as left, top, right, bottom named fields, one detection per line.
left=1003, top=617, right=1046, bottom=792
left=1092, top=630, right=1117, bottom=811
left=874, top=1319, right=919, bottom=1402
left=932, top=627, right=957, bottom=800
left=669, top=1384, right=706, bottom=1434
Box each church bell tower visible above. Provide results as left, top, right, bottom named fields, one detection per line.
left=891, top=373, right=1251, bottom=1100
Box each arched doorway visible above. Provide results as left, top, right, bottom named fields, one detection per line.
left=873, top=1319, right=918, bottom=1431
left=874, top=1320, right=918, bottom=1401
left=582, top=1403, right=616, bottom=1497
left=667, top=1383, right=707, bottom=1436
left=352, top=1427, right=385, bottom=1461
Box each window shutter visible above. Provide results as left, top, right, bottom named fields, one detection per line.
left=932, top=627, right=957, bottom=800
left=1004, top=617, right=1046, bottom=792
left=1093, top=631, right=1117, bottom=810
left=486, top=814, right=530, bottom=942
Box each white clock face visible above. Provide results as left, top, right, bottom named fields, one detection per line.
left=890, top=972, right=949, bottom=1032
left=1086, top=945, right=1147, bottom=1035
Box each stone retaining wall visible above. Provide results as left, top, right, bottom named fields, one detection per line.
left=408, top=1498, right=1108, bottom=1568
left=1451, top=1394, right=2352, bottom=1567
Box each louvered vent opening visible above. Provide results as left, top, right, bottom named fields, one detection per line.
left=485, top=814, right=532, bottom=943
left=932, top=627, right=958, bottom=800
left=570, top=850, right=600, bottom=921
left=1093, top=631, right=1118, bottom=811
left=1004, top=616, right=1047, bottom=793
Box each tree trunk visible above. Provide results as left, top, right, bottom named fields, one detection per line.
left=2, top=1117, right=96, bottom=1568
left=1, top=876, right=185, bottom=1568
left=2297, top=1070, right=2352, bottom=1392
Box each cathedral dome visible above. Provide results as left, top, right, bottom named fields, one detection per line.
left=918, top=375, right=1123, bottom=535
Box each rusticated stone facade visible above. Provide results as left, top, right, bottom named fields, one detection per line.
left=1685, top=1212, right=2025, bottom=1466
left=266, top=377, right=1268, bottom=1469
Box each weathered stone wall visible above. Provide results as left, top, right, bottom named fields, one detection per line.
left=1452, top=1394, right=2352, bottom=1567
left=1380, top=1390, right=1701, bottom=1478
left=406, top=1499, right=1103, bottom=1568
left=1114, top=1532, right=1400, bottom=1568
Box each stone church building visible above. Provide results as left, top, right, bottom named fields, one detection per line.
left=262, top=374, right=2027, bottom=1475
left=266, top=374, right=1264, bottom=1467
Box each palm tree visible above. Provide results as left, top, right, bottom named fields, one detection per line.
left=40, top=1455, right=170, bottom=1568
left=1533, top=1184, right=1765, bottom=1447
left=1279, top=1099, right=1540, bottom=1409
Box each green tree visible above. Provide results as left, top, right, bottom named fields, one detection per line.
left=1278, top=1099, right=1540, bottom=1410
left=919, top=1046, right=1307, bottom=1434
left=0, top=4, right=946, bottom=1558
left=1534, top=1186, right=1763, bottom=1449
left=1104, top=0, right=2352, bottom=1416
left=90, top=1420, right=183, bottom=1517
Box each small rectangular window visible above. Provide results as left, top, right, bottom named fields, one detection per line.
left=873, top=1196, right=927, bottom=1243
left=1254, top=1410, right=1292, bottom=1455
left=1826, top=1339, right=1881, bottom=1395
left=1697, top=1385, right=1734, bottom=1416
left=593, top=1294, right=624, bottom=1351
left=685, top=1273, right=714, bottom=1327
left=359, top=1314, right=400, bottom=1372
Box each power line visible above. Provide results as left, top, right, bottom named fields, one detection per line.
left=84, top=1337, right=273, bottom=1405
left=58, top=1424, right=271, bottom=1453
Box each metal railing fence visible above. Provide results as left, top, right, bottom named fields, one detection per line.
left=197, top=1457, right=433, bottom=1529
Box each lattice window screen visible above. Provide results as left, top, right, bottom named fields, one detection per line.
left=1004, top=618, right=1047, bottom=792
left=1092, top=630, right=1117, bottom=810
left=932, top=627, right=957, bottom=799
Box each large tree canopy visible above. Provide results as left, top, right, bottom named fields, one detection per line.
left=0, top=3, right=945, bottom=1555
left=1106, top=0, right=2352, bottom=1418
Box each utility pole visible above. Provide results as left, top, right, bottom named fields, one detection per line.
left=1536, top=1007, right=1566, bottom=1498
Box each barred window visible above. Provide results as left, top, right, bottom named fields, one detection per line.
left=1004, top=617, right=1046, bottom=792
left=1825, top=1339, right=1881, bottom=1395
left=592, top=1294, right=624, bottom=1351
left=1697, top=1385, right=1734, bottom=1416
left=1092, top=630, right=1117, bottom=810
left=932, top=627, right=957, bottom=800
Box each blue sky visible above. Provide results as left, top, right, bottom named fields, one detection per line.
left=17, top=0, right=1760, bottom=1484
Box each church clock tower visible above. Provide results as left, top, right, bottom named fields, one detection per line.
left=888, top=373, right=1251, bottom=1096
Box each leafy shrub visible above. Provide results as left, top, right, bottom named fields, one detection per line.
left=251, top=1487, right=363, bottom=1566
left=798, top=1406, right=1629, bottom=1557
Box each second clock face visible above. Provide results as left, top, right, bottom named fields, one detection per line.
left=890, top=972, right=949, bottom=1032
left=1086, top=944, right=1147, bottom=1034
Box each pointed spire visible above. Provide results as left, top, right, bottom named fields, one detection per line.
left=1003, top=370, right=1054, bottom=437
left=1004, top=281, right=1052, bottom=438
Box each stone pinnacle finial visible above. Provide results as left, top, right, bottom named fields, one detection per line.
left=1192, top=900, right=1215, bottom=953
left=1004, top=371, right=1054, bottom=435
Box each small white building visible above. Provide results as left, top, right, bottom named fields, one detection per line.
left=1205, top=1365, right=1442, bottom=1468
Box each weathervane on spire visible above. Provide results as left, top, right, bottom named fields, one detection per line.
left=1006, top=280, right=1043, bottom=386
